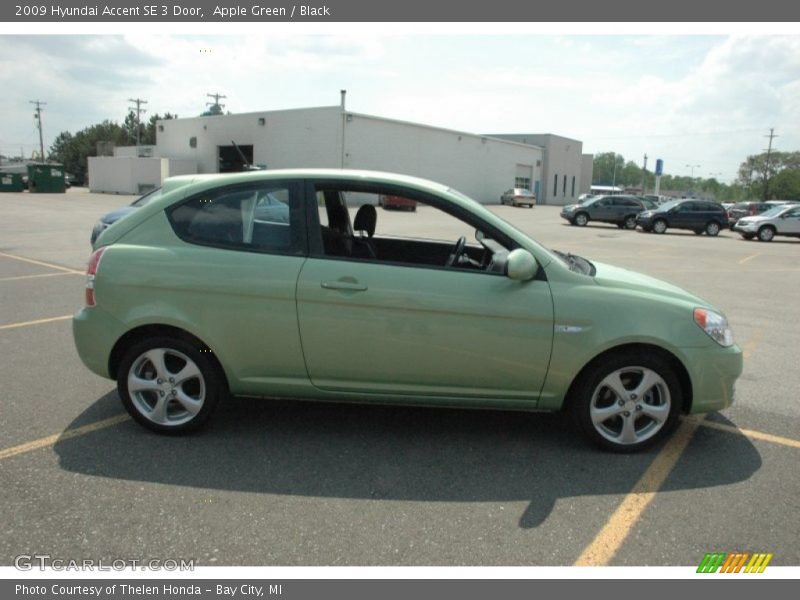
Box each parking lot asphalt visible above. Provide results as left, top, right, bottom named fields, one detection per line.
left=0, top=189, right=798, bottom=567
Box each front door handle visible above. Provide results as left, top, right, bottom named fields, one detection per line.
left=320, top=280, right=368, bottom=292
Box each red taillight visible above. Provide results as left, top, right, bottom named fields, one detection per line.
left=85, top=247, right=107, bottom=307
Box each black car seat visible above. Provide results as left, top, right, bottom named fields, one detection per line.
left=352, top=204, right=377, bottom=259
left=321, top=202, right=353, bottom=257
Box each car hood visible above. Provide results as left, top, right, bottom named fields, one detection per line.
left=592, top=261, right=706, bottom=306
left=100, top=206, right=139, bottom=225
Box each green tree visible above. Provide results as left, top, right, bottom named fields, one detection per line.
left=737, top=151, right=800, bottom=200
left=592, top=152, right=625, bottom=186
left=49, top=120, right=128, bottom=184
left=769, top=168, right=800, bottom=200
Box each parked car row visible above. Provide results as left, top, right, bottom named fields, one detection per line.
left=560, top=195, right=800, bottom=240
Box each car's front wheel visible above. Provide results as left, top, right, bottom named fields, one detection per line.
left=570, top=352, right=682, bottom=452
left=758, top=226, right=775, bottom=242
left=652, top=219, right=668, bottom=234
left=623, top=215, right=637, bottom=230
left=117, top=336, right=223, bottom=434
left=574, top=212, right=589, bottom=226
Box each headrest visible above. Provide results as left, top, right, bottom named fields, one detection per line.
left=353, top=204, right=377, bottom=238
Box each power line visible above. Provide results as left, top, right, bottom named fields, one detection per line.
left=128, top=97, right=148, bottom=148
left=762, top=127, right=778, bottom=201
left=30, top=100, right=46, bottom=161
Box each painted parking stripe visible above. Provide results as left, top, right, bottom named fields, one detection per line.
left=0, top=315, right=73, bottom=330
left=0, top=414, right=130, bottom=461
left=738, top=252, right=762, bottom=265
left=698, top=420, right=800, bottom=449
left=0, top=272, right=77, bottom=282
left=0, top=251, right=84, bottom=275
left=573, top=417, right=702, bottom=566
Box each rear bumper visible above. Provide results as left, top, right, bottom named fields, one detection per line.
left=72, top=307, right=126, bottom=379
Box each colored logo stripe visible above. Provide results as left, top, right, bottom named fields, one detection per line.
left=697, top=552, right=773, bottom=573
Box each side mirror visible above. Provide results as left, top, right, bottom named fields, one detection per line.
left=505, top=249, right=538, bottom=281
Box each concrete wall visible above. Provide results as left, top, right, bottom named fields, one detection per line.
left=155, top=107, right=343, bottom=174
left=343, top=113, right=542, bottom=204
left=489, top=134, right=585, bottom=206
left=114, top=145, right=157, bottom=158
left=155, top=107, right=545, bottom=204
left=88, top=157, right=197, bottom=194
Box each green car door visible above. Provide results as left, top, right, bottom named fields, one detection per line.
left=296, top=258, right=554, bottom=403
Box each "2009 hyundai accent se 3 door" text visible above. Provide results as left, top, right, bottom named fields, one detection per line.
left=73, top=169, right=742, bottom=452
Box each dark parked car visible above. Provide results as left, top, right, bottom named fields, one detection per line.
left=636, top=200, right=729, bottom=236
left=91, top=187, right=164, bottom=244
left=560, top=195, right=645, bottom=229
left=726, top=202, right=774, bottom=230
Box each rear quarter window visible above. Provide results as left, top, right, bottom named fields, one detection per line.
left=168, top=182, right=304, bottom=254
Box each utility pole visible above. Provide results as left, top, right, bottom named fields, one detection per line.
left=206, top=93, right=226, bottom=114
left=30, top=100, right=46, bottom=161
left=128, top=97, right=148, bottom=150
left=762, top=127, right=778, bottom=201
left=641, top=153, right=648, bottom=194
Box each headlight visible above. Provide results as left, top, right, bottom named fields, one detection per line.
left=694, top=308, right=734, bottom=347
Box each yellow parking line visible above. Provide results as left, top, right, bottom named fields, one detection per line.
left=0, top=315, right=73, bottom=330
left=0, top=414, right=130, bottom=461
left=738, top=252, right=762, bottom=265
left=0, top=252, right=84, bottom=275
left=0, top=272, right=77, bottom=282
left=698, top=420, right=800, bottom=449
left=573, top=417, right=701, bottom=566
left=741, top=329, right=763, bottom=360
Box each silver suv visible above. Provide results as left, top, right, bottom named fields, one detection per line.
left=734, top=204, right=800, bottom=242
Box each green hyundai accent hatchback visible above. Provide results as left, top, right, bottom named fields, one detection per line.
left=73, top=169, right=742, bottom=451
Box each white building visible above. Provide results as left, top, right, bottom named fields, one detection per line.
left=90, top=99, right=590, bottom=204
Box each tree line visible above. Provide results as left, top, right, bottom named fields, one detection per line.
left=49, top=111, right=176, bottom=184
left=592, top=151, right=800, bottom=202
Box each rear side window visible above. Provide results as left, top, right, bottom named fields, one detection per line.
left=168, top=181, right=304, bottom=254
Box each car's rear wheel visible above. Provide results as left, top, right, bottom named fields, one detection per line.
left=570, top=352, right=682, bottom=452
left=117, top=336, right=222, bottom=434
left=574, top=212, right=589, bottom=227
left=758, top=226, right=775, bottom=242
left=652, top=219, right=667, bottom=234
left=705, top=221, right=721, bottom=236
left=623, top=215, right=637, bottom=230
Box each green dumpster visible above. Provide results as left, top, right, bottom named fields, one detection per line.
left=0, top=172, right=25, bottom=192
left=28, top=163, right=66, bottom=193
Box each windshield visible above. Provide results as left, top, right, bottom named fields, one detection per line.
left=758, top=206, right=791, bottom=218
left=659, top=200, right=681, bottom=210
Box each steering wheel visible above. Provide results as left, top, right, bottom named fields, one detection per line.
left=445, top=236, right=467, bottom=267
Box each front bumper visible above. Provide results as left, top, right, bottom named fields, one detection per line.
left=679, top=344, right=743, bottom=413
left=734, top=222, right=759, bottom=234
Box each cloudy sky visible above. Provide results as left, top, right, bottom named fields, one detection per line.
left=2, top=34, right=798, bottom=182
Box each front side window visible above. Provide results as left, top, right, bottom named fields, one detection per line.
left=310, top=184, right=516, bottom=276
left=168, top=181, right=302, bottom=254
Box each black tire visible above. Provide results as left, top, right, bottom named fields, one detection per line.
left=741, top=234, right=754, bottom=240
left=652, top=219, right=668, bottom=234
left=705, top=221, right=721, bottom=237
left=569, top=351, right=682, bottom=452
left=623, top=215, right=637, bottom=230
left=617, top=223, right=625, bottom=229
left=574, top=212, right=589, bottom=227
left=758, top=226, right=775, bottom=242
left=693, top=229, right=704, bottom=235
left=117, top=336, right=224, bottom=434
